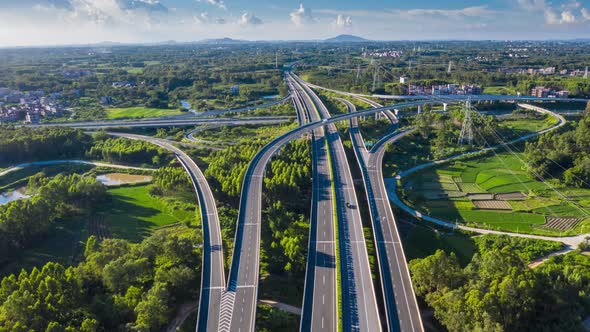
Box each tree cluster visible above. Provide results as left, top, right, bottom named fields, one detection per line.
left=0, top=228, right=200, bottom=332
left=0, top=127, right=92, bottom=165
left=86, top=138, right=172, bottom=166
left=525, top=113, right=590, bottom=188
left=261, top=140, right=312, bottom=275
left=150, top=167, right=193, bottom=197
left=0, top=174, right=106, bottom=262
left=410, top=236, right=589, bottom=332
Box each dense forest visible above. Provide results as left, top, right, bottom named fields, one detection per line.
left=0, top=174, right=106, bottom=263
left=86, top=137, right=172, bottom=167
left=525, top=110, right=590, bottom=188
left=0, top=127, right=92, bottom=165
left=0, top=228, right=200, bottom=331
left=261, top=139, right=311, bottom=275
left=0, top=127, right=172, bottom=167
left=409, top=235, right=589, bottom=332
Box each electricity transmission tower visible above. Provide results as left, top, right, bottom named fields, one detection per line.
left=585, top=66, right=588, bottom=79
left=355, top=64, right=361, bottom=85
left=459, top=98, right=474, bottom=146
left=372, top=66, right=379, bottom=91
left=447, top=61, right=452, bottom=73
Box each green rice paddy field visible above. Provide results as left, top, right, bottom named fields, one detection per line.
left=402, top=151, right=590, bottom=236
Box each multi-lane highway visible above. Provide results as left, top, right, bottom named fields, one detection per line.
left=337, top=97, right=424, bottom=332
left=291, top=73, right=382, bottom=331
left=106, top=133, right=225, bottom=332
left=217, top=78, right=312, bottom=332
left=289, top=74, right=338, bottom=332
left=33, top=116, right=293, bottom=129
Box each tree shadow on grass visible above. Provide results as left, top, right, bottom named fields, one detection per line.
left=101, top=194, right=173, bottom=243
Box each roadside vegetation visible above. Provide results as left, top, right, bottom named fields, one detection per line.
left=399, top=110, right=590, bottom=236
left=409, top=236, right=589, bottom=332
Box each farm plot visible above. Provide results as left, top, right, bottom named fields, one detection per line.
left=459, top=183, right=484, bottom=193
left=423, top=190, right=464, bottom=200
left=542, top=217, right=582, bottom=231
left=467, top=193, right=494, bottom=200
left=472, top=200, right=512, bottom=210
left=495, top=192, right=527, bottom=200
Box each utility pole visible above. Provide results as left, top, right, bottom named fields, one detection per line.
left=459, top=98, right=474, bottom=146
left=372, top=66, right=379, bottom=91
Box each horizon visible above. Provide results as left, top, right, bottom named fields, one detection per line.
left=1, top=0, right=590, bottom=47
left=2, top=35, right=590, bottom=49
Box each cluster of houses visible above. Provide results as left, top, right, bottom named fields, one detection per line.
left=362, top=49, right=403, bottom=58
left=0, top=88, right=64, bottom=124
left=487, top=66, right=588, bottom=77
left=400, top=79, right=482, bottom=96
left=531, top=86, right=569, bottom=98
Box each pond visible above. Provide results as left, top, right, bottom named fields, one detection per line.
left=180, top=100, right=198, bottom=114
left=0, top=187, right=30, bottom=205
left=96, top=173, right=153, bottom=186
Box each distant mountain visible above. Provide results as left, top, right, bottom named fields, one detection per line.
left=201, top=38, right=248, bottom=44
left=324, top=34, right=370, bottom=43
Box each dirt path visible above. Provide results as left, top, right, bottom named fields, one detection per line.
left=166, top=302, right=198, bottom=332
left=258, top=299, right=302, bottom=316
left=528, top=248, right=577, bottom=268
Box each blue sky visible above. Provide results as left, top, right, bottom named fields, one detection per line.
left=0, top=0, right=589, bottom=46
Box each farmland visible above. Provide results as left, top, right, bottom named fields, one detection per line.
left=401, top=151, right=590, bottom=236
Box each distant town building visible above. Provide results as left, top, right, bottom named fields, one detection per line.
left=0, top=88, right=65, bottom=124
left=407, top=83, right=481, bottom=96
left=111, top=81, right=137, bottom=88
left=531, top=86, right=569, bottom=98
left=531, top=86, right=551, bottom=98
left=400, top=77, right=408, bottom=84
left=231, top=85, right=240, bottom=95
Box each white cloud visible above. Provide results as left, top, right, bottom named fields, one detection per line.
left=198, top=0, right=226, bottom=10
left=396, top=6, right=493, bottom=19
left=33, top=0, right=168, bottom=26
left=334, top=14, right=352, bottom=28
left=194, top=12, right=225, bottom=24
left=517, top=0, right=585, bottom=24
left=290, top=4, right=316, bottom=26
left=237, top=12, right=262, bottom=25
left=560, top=10, right=576, bottom=23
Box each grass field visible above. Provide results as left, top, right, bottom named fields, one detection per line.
left=402, top=151, right=590, bottom=236
left=106, top=106, right=184, bottom=119
left=397, top=219, right=476, bottom=266
left=484, top=86, right=518, bottom=95
left=101, top=185, right=198, bottom=242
